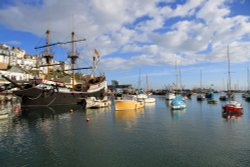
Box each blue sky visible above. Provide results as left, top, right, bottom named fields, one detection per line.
left=1, top=0, right=250, bottom=90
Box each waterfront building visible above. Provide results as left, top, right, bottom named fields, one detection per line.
left=0, top=66, right=31, bottom=85
left=0, top=44, right=25, bottom=66
left=109, top=80, right=134, bottom=94
left=0, top=43, right=71, bottom=80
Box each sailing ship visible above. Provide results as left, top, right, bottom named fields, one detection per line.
left=222, top=45, right=243, bottom=116
left=2, top=30, right=107, bottom=107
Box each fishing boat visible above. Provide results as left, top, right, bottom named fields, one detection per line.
left=222, top=46, right=243, bottom=116
left=2, top=31, right=106, bottom=107
left=170, top=95, right=186, bottom=110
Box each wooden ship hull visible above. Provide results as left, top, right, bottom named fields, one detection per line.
left=13, top=78, right=106, bottom=107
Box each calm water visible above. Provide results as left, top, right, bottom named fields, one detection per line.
left=1, top=94, right=250, bottom=167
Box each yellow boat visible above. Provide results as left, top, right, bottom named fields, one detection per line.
left=114, top=100, right=144, bottom=111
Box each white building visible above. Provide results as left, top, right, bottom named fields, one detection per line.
left=0, top=66, right=31, bottom=85
left=18, top=54, right=38, bottom=70
left=0, top=44, right=25, bottom=66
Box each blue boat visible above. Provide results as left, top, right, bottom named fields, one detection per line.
left=170, top=95, right=186, bottom=110
left=219, top=95, right=228, bottom=101
left=207, top=92, right=217, bottom=104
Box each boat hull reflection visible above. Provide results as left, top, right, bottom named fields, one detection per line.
left=20, top=105, right=85, bottom=120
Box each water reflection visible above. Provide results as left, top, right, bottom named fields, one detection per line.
left=115, top=108, right=144, bottom=120
left=165, top=100, right=172, bottom=107
left=222, top=111, right=243, bottom=120
left=115, top=108, right=144, bottom=128
left=20, top=105, right=85, bottom=121
left=170, top=109, right=186, bottom=120
left=144, top=102, right=156, bottom=109
left=86, top=107, right=111, bottom=115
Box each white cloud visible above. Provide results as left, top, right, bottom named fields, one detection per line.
left=4, top=40, right=22, bottom=45
left=0, top=0, right=250, bottom=71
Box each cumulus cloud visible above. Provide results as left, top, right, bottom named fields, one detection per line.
left=0, top=0, right=250, bottom=72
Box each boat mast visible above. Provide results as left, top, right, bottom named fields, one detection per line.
left=146, top=74, right=149, bottom=92
left=175, top=62, right=179, bottom=92
left=138, top=69, right=141, bottom=90
left=227, top=45, right=231, bottom=100
left=92, top=53, right=96, bottom=78
left=179, top=66, right=182, bottom=92
left=200, top=69, right=202, bottom=91
left=68, top=32, right=79, bottom=89
left=248, top=66, right=250, bottom=92
left=42, top=30, right=53, bottom=75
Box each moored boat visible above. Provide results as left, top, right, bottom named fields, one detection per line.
left=114, top=95, right=144, bottom=111
left=137, top=89, right=156, bottom=103
left=207, top=92, right=217, bottom=104
left=114, top=100, right=144, bottom=111
left=144, top=97, right=156, bottom=103
left=222, top=101, right=243, bottom=115
left=197, top=94, right=205, bottom=101
left=165, top=92, right=176, bottom=100
left=222, top=45, right=243, bottom=116
left=170, top=95, right=186, bottom=110
left=245, top=94, right=250, bottom=102
left=2, top=31, right=107, bottom=108
left=12, top=79, right=106, bottom=107
left=219, top=95, right=228, bottom=101
left=86, top=96, right=111, bottom=108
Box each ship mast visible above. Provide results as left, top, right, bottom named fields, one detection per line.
left=42, top=30, right=53, bottom=75
left=68, top=32, right=79, bottom=89
left=35, top=31, right=86, bottom=83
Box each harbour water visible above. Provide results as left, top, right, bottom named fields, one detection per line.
left=1, top=93, right=250, bottom=167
